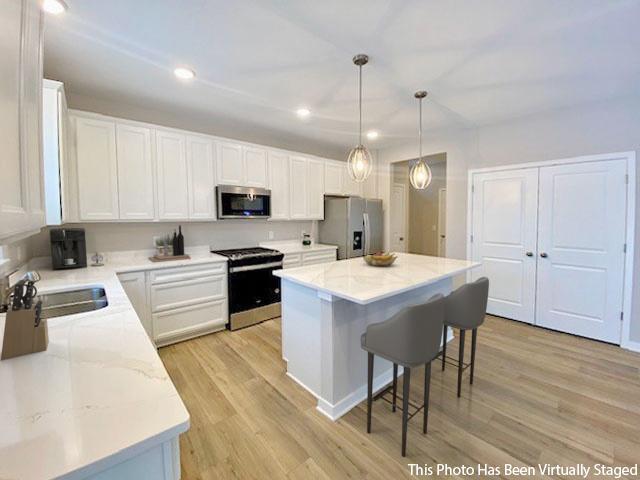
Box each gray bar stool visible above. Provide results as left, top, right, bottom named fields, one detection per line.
left=361, top=294, right=445, bottom=457
left=440, top=277, right=489, bottom=397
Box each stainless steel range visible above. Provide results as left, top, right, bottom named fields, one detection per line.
left=211, top=247, right=284, bottom=330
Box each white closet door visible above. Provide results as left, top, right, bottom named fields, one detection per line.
left=186, top=136, right=215, bottom=220
left=536, top=159, right=626, bottom=343
left=472, top=168, right=539, bottom=323
left=156, top=130, right=188, bottom=220
left=116, top=124, right=155, bottom=220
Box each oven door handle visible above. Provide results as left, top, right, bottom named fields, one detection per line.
left=229, top=261, right=283, bottom=273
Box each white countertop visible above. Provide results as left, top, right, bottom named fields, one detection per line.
left=274, top=253, right=480, bottom=304
left=258, top=240, right=338, bottom=255
left=0, top=251, right=227, bottom=480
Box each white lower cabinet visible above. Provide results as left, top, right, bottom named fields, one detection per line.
left=148, top=262, right=228, bottom=347
left=118, top=262, right=229, bottom=348
left=117, top=271, right=153, bottom=339
left=283, top=249, right=336, bottom=269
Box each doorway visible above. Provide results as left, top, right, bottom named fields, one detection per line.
left=390, top=153, right=447, bottom=256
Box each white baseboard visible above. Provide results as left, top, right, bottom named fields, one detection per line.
left=622, top=339, right=640, bottom=353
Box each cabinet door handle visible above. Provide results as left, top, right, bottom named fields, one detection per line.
left=540, top=252, right=548, bottom=258
left=525, top=251, right=533, bottom=257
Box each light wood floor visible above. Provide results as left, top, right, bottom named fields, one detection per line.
left=159, top=316, right=640, bottom=479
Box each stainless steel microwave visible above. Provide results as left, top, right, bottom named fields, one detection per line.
left=216, top=185, right=271, bottom=219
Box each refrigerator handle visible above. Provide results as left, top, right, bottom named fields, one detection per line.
left=363, top=213, right=370, bottom=255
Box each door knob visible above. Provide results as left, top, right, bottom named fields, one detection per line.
left=399, top=237, right=404, bottom=241
left=540, top=252, right=548, bottom=258
left=525, top=251, right=533, bottom=257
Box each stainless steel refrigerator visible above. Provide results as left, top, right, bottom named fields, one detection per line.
left=319, top=196, right=383, bottom=260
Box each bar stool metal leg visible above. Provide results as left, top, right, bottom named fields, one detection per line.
left=401, top=368, right=411, bottom=456
left=470, top=328, right=477, bottom=385
left=423, top=362, right=431, bottom=434
left=392, top=363, right=398, bottom=412
left=367, top=352, right=374, bottom=433
left=457, top=330, right=465, bottom=397
left=441, top=326, right=447, bottom=371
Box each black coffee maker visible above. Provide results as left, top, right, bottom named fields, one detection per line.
left=50, top=228, right=87, bottom=270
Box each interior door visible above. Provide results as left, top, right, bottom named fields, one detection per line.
left=390, top=183, right=407, bottom=252
left=472, top=168, right=538, bottom=323
left=438, top=188, right=446, bottom=257
left=536, top=160, right=626, bottom=343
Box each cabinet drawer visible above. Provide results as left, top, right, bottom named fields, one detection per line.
left=151, top=275, right=226, bottom=312
left=153, top=300, right=227, bottom=346
left=283, top=253, right=302, bottom=269
left=149, top=262, right=226, bottom=284
left=302, top=250, right=336, bottom=265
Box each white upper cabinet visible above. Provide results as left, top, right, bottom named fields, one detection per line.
left=307, top=158, right=325, bottom=219
left=216, top=142, right=243, bottom=185
left=289, top=156, right=324, bottom=220
left=289, top=156, right=308, bottom=219
left=324, top=160, right=344, bottom=195
left=116, top=124, right=155, bottom=220
left=156, top=130, right=189, bottom=220
left=76, top=117, right=119, bottom=221
left=0, top=0, right=44, bottom=239
left=268, top=151, right=290, bottom=220
left=186, top=135, right=216, bottom=220
left=243, top=146, right=269, bottom=188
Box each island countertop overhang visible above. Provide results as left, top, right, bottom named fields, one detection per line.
left=274, top=253, right=480, bottom=305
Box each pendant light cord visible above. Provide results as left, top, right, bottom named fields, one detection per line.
left=418, top=96, right=423, bottom=162
left=358, top=64, right=363, bottom=146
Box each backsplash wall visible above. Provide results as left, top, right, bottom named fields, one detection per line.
left=29, top=221, right=315, bottom=257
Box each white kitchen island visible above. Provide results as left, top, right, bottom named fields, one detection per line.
left=274, top=253, right=479, bottom=420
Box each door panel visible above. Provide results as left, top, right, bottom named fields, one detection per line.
left=186, top=136, right=215, bottom=219
left=536, top=160, right=626, bottom=343
left=76, top=118, right=119, bottom=220
left=243, top=146, right=268, bottom=188
left=116, top=124, right=155, bottom=220
left=156, top=130, right=188, bottom=219
left=216, top=142, right=243, bottom=185
left=472, top=168, right=538, bottom=323
left=268, top=151, right=289, bottom=220
left=289, top=156, right=307, bottom=219
left=390, top=183, right=406, bottom=252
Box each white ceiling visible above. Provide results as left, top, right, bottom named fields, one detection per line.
left=43, top=0, right=640, bottom=156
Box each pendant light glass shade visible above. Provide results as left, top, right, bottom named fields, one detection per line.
left=409, top=90, right=432, bottom=190
left=347, top=145, right=373, bottom=182
left=347, top=54, right=372, bottom=183
left=409, top=160, right=432, bottom=189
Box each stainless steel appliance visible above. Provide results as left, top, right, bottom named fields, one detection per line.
left=319, top=196, right=383, bottom=260
left=211, top=247, right=284, bottom=330
left=217, top=185, right=271, bottom=219
left=50, top=228, right=87, bottom=270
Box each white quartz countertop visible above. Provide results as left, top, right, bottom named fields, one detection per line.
left=0, top=252, right=226, bottom=480
left=258, top=240, right=338, bottom=255
left=274, top=253, right=480, bottom=304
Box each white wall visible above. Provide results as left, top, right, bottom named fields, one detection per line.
left=378, top=94, right=640, bottom=345
left=29, top=221, right=314, bottom=257
left=0, top=237, right=33, bottom=276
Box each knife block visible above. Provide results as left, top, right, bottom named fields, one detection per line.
left=1, top=308, right=48, bottom=360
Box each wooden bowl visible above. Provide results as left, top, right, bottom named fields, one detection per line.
left=363, top=253, right=397, bottom=267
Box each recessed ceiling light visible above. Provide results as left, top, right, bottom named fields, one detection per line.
left=366, top=130, right=379, bottom=140
left=174, top=67, right=196, bottom=80
left=42, top=0, right=68, bottom=15
left=296, top=108, right=311, bottom=118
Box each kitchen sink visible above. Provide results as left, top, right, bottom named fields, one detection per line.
left=39, top=287, right=108, bottom=319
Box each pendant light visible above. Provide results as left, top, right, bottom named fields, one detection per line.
left=347, top=54, right=373, bottom=183
left=409, top=91, right=432, bottom=190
